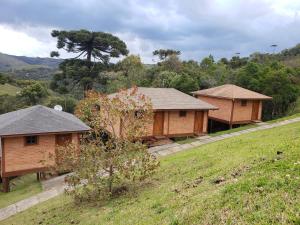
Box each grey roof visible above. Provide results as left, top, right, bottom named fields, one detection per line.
left=0, top=105, right=90, bottom=137
left=110, top=87, right=218, bottom=110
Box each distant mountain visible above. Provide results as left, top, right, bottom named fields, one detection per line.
left=0, top=52, right=63, bottom=80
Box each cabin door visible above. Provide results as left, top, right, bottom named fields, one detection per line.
left=194, top=111, right=204, bottom=135
left=153, top=112, right=164, bottom=136
left=56, top=134, right=72, bottom=146
left=251, top=101, right=260, bottom=120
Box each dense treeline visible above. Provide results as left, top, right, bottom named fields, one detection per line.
left=1, top=30, right=300, bottom=121
left=51, top=49, right=300, bottom=120
left=105, top=54, right=299, bottom=120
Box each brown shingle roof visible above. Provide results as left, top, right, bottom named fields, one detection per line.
left=192, top=84, right=272, bottom=100
left=110, top=87, right=218, bottom=110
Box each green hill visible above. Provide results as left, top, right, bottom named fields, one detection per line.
left=0, top=52, right=62, bottom=80
left=2, top=120, right=300, bottom=225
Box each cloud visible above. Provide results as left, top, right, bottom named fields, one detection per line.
left=1, top=0, right=300, bottom=63
left=0, top=24, right=55, bottom=57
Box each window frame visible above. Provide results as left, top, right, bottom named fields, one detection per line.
left=241, top=100, right=247, bottom=107
left=24, top=135, right=39, bottom=146
left=179, top=111, right=187, bottom=117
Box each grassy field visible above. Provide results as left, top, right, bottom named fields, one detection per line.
left=0, top=84, right=20, bottom=96
left=267, top=113, right=300, bottom=124
left=2, top=121, right=300, bottom=225
left=174, top=124, right=259, bottom=144
left=0, top=174, right=42, bottom=209
left=210, top=124, right=258, bottom=137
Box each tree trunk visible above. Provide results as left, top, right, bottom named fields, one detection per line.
left=108, top=165, right=113, bottom=193
left=83, top=84, right=93, bottom=97
left=83, top=49, right=93, bottom=97
left=87, top=50, right=92, bottom=64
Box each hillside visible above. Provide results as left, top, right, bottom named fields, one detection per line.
left=0, top=83, right=21, bottom=96
left=0, top=52, right=62, bottom=80
left=2, top=121, right=300, bottom=225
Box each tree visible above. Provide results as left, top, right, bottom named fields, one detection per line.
left=115, top=55, right=144, bottom=77
left=0, top=73, right=14, bottom=85
left=47, top=96, right=77, bottom=113
left=200, top=55, right=215, bottom=69
left=105, top=55, right=148, bottom=93
left=0, top=95, right=23, bottom=114
left=235, top=61, right=299, bottom=119
left=0, top=73, right=7, bottom=84
left=159, top=54, right=182, bottom=72
left=153, top=49, right=181, bottom=61
left=169, top=72, right=199, bottom=93
left=50, top=30, right=129, bottom=93
left=18, top=82, right=48, bottom=105
left=229, top=56, right=248, bottom=69
left=152, top=71, right=177, bottom=88
left=54, top=88, right=159, bottom=202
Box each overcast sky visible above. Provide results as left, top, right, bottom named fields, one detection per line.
left=1, top=0, right=300, bottom=63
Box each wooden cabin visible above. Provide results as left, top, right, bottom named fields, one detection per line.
left=109, top=87, right=217, bottom=138
left=192, top=84, right=272, bottom=128
left=0, top=105, right=90, bottom=192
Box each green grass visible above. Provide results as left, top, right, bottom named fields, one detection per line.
left=0, top=83, right=21, bottom=96
left=174, top=124, right=259, bottom=144
left=2, top=121, right=300, bottom=225
left=267, top=113, right=300, bottom=124
left=0, top=174, right=42, bottom=209
left=210, top=124, right=259, bottom=137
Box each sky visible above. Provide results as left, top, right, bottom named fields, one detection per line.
left=1, top=0, right=300, bottom=63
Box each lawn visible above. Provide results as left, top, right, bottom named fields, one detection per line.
left=0, top=174, right=42, bottom=209
left=2, top=122, right=300, bottom=225
left=210, top=123, right=259, bottom=137
left=267, top=113, right=300, bottom=124
left=173, top=124, right=259, bottom=144
left=0, top=83, right=20, bottom=96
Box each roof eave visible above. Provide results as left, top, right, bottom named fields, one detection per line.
left=152, top=107, right=218, bottom=111
left=0, top=129, right=91, bottom=138
left=194, top=93, right=272, bottom=100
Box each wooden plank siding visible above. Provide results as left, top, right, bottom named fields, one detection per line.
left=147, top=110, right=208, bottom=137
left=197, top=95, right=264, bottom=125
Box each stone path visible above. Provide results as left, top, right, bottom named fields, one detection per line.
left=1, top=117, right=300, bottom=221
left=42, top=173, right=71, bottom=191
left=0, top=186, right=65, bottom=221
left=149, top=117, right=300, bottom=156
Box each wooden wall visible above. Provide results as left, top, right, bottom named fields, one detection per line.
left=197, top=95, right=263, bottom=124
left=197, top=96, right=233, bottom=122
left=150, top=110, right=208, bottom=137
left=1, top=133, right=79, bottom=177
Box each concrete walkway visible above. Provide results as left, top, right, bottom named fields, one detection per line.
left=1, top=117, right=300, bottom=221
left=149, top=117, right=300, bottom=156
left=0, top=174, right=70, bottom=221
left=0, top=185, right=65, bottom=221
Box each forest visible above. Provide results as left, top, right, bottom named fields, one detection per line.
left=1, top=30, right=300, bottom=120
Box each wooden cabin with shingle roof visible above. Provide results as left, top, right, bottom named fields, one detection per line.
left=0, top=105, right=90, bottom=192
left=192, top=84, right=272, bottom=128
left=109, top=87, right=218, bottom=138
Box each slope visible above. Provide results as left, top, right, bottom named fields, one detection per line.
left=1, top=121, right=300, bottom=225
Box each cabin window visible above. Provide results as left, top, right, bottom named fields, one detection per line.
left=179, top=111, right=187, bottom=117
left=25, top=136, right=38, bottom=145
left=241, top=100, right=247, bottom=106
